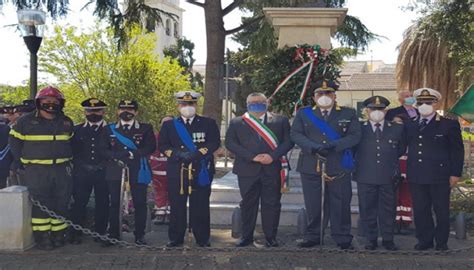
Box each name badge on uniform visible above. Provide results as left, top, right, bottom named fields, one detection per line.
left=192, top=132, right=206, bottom=143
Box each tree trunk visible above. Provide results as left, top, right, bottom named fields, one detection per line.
left=203, top=0, right=225, bottom=126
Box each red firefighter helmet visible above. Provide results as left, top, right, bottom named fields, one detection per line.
left=35, top=86, right=65, bottom=107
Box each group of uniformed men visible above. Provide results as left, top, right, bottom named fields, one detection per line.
left=1, top=80, right=464, bottom=252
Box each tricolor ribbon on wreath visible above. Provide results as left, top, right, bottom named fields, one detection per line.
left=269, top=45, right=329, bottom=114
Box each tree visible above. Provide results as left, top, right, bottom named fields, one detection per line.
left=396, top=0, right=473, bottom=109
left=163, top=37, right=203, bottom=90
left=38, top=24, right=190, bottom=127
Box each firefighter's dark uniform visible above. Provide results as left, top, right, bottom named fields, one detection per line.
left=70, top=99, right=109, bottom=243
left=99, top=100, right=156, bottom=242
left=158, top=91, right=220, bottom=247
left=9, top=110, right=74, bottom=243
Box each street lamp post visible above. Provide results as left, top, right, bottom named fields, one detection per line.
left=17, top=9, right=46, bottom=99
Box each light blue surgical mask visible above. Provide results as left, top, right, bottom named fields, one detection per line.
left=247, top=103, right=267, bottom=113
left=404, top=97, right=416, bottom=106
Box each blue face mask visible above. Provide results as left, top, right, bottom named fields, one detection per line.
left=404, top=97, right=416, bottom=106
left=247, top=103, right=267, bottom=113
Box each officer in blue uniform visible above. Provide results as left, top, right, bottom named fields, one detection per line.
left=354, top=96, right=406, bottom=251
left=69, top=98, right=109, bottom=244
left=99, top=100, right=156, bottom=245
left=291, top=80, right=361, bottom=249
left=158, top=91, right=220, bottom=247
left=406, top=88, right=464, bottom=251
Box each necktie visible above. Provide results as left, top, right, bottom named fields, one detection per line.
left=322, top=110, right=329, bottom=121
left=419, top=118, right=428, bottom=131
left=123, top=124, right=130, bottom=130
left=375, top=123, right=382, bottom=139
left=91, top=124, right=98, bottom=130
left=185, top=119, right=191, bottom=128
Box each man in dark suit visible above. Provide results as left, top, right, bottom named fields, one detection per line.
left=158, top=91, right=220, bottom=247
left=291, top=80, right=361, bottom=249
left=99, top=100, right=156, bottom=245
left=225, top=92, right=294, bottom=247
left=406, top=88, right=464, bottom=251
left=385, top=90, right=419, bottom=121
left=69, top=98, right=109, bottom=244
left=354, top=96, right=406, bottom=251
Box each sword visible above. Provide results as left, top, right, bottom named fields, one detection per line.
left=316, top=154, right=327, bottom=250
left=116, top=159, right=129, bottom=240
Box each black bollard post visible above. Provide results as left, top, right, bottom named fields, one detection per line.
left=297, top=208, right=308, bottom=235
left=231, top=207, right=242, bottom=239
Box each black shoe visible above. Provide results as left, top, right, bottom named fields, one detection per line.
left=235, top=238, right=254, bottom=247
left=37, top=238, right=54, bottom=250
left=265, top=238, right=279, bottom=248
left=435, top=244, right=449, bottom=251
left=414, top=242, right=434, bottom=251
left=382, top=241, right=398, bottom=251
left=69, top=234, right=82, bottom=245
left=197, top=241, right=211, bottom=247
left=51, top=232, right=66, bottom=248
left=338, top=242, right=354, bottom=250
left=135, top=236, right=147, bottom=246
left=297, top=239, right=319, bottom=248
left=166, top=241, right=183, bottom=248
left=365, top=241, right=378, bottom=250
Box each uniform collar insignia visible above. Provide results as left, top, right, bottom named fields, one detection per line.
left=335, top=104, right=341, bottom=111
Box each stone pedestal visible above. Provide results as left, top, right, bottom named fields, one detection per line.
left=0, top=186, right=34, bottom=251
left=263, top=8, right=347, bottom=49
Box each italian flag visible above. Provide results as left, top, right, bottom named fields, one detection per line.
left=242, top=112, right=290, bottom=192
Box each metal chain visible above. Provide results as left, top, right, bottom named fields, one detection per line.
left=30, top=197, right=474, bottom=255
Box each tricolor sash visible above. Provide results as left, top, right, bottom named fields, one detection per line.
left=109, top=125, right=152, bottom=184
left=301, top=107, right=354, bottom=170
left=242, top=112, right=289, bottom=192
left=173, top=118, right=211, bottom=187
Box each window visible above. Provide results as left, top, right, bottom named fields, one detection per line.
left=145, top=18, right=155, bottom=33
left=174, top=22, right=179, bottom=38
left=165, top=19, right=171, bottom=36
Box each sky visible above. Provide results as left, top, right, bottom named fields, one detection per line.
left=0, top=0, right=420, bottom=86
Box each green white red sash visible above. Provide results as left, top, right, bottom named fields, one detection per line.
left=242, top=112, right=289, bottom=192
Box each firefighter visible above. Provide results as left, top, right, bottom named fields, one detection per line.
left=9, top=86, right=74, bottom=250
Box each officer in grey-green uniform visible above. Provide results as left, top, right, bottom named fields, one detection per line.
left=354, top=96, right=406, bottom=251
left=291, top=80, right=361, bottom=249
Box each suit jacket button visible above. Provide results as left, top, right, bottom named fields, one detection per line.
left=418, top=135, right=423, bottom=139
left=376, top=160, right=380, bottom=163
left=323, top=141, right=327, bottom=144
left=124, top=147, right=127, bottom=150
left=92, top=138, right=95, bottom=141
left=418, top=151, right=422, bottom=154
left=377, top=146, right=380, bottom=149
left=376, top=140, right=380, bottom=143
left=419, top=143, right=422, bottom=146
left=418, top=159, right=422, bottom=162
left=377, top=153, right=380, bottom=156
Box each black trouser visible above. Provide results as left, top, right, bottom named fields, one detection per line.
left=0, top=176, right=6, bottom=189
left=300, top=173, right=353, bottom=245
left=357, top=183, right=396, bottom=243
left=107, top=180, right=148, bottom=238
left=409, top=182, right=451, bottom=246
left=168, top=175, right=211, bottom=245
left=70, top=168, right=109, bottom=235
left=238, top=171, right=282, bottom=241
left=24, top=163, right=73, bottom=237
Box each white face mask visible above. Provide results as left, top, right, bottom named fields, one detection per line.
left=180, top=106, right=196, bottom=118
left=316, top=95, right=333, bottom=107
left=418, top=103, right=434, bottom=116
left=369, top=110, right=385, bottom=122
